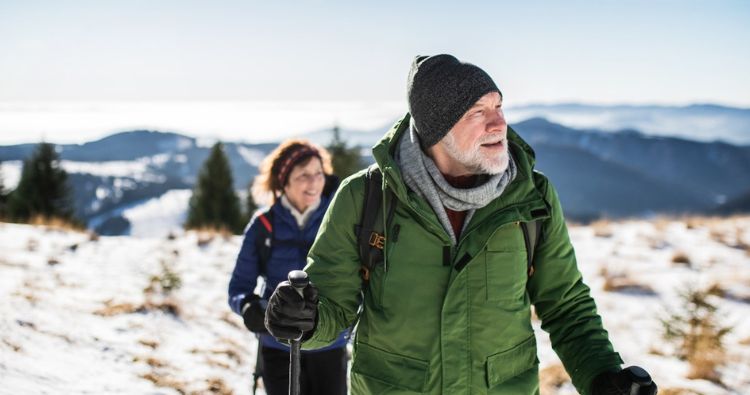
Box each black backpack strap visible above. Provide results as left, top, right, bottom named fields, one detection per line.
left=520, top=220, right=543, bottom=276
left=355, top=164, right=397, bottom=284
left=255, top=209, right=274, bottom=277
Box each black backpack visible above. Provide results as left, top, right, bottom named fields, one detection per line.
left=353, top=164, right=543, bottom=281
left=255, top=165, right=543, bottom=281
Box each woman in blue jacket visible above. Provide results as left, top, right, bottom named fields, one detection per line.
left=228, top=139, right=347, bottom=395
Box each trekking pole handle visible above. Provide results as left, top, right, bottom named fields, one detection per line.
left=624, top=366, right=652, bottom=395
left=288, top=270, right=308, bottom=395
left=288, top=270, right=309, bottom=340
left=289, top=270, right=309, bottom=296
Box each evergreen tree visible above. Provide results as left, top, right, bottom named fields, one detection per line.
left=326, top=125, right=363, bottom=180
left=245, top=185, right=258, bottom=221
left=185, top=142, right=243, bottom=234
left=7, top=143, right=75, bottom=222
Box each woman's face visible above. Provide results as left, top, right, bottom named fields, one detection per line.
left=283, top=156, right=325, bottom=212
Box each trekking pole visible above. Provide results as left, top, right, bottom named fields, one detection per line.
left=288, top=270, right=308, bottom=395
left=623, top=366, right=653, bottom=395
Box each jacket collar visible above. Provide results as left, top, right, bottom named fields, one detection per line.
left=372, top=113, right=541, bottom=206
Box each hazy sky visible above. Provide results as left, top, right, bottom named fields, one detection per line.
left=1, top=0, right=748, bottom=104
left=0, top=1, right=748, bottom=145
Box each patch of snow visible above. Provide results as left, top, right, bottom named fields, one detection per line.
left=1, top=216, right=749, bottom=394
left=122, top=189, right=192, bottom=238
left=237, top=146, right=265, bottom=167
left=0, top=160, right=23, bottom=190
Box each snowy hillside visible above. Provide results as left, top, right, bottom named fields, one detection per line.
left=1, top=217, right=749, bottom=394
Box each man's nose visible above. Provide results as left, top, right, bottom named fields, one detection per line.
left=486, top=108, right=506, bottom=132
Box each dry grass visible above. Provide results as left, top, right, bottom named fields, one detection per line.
left=2, top=338, right=23, bottom=352
left=208, top=348, right=243, bottom=365
left=601, top=268, right=656, bottom=295
left=140, top=372, right=188, bottom=395
left=189, top=227, right=234, bottom=247
left=591, top=219, right=614, bottom=238
left=660, top=388, right=700, bottom=395
left=652, top=216, right=673, bottom=232
left=219, top=312, right=243, bottom=330
left=648, top=345, right=666, bottom=356
left=205, top=357, right=232, bottom=370
left=739, top=336, right=750, bottom=346
left=13, top=290, right=40, bottom=305
left=28, top=215, right=86, bottom=232
left=198, top=377, right=234, bottom=395
left=539, top=364, right=571, bottom=395
left=686, top=337, right=725, bottom=384
left=94, top=300, right=140, bottom=316
left=133, top=355, right=168, bottom=368
left=138, top=339, right=160, bottom=349
left=94, top=298, right=182, bottom=317
left=671, top=251, right=691, bottom=266
left=140, top=298, right=182, bottom=317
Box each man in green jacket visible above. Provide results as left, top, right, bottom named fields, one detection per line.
left=265, top=54, right=657, bottom=395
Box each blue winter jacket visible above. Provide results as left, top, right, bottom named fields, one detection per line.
left=228, top=193, right=347, bottom=351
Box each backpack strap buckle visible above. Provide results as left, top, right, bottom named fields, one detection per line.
left=368, top=232, right=385, bottom=250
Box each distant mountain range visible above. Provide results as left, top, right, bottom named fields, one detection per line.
left=1, top=108, right=749, bottom=234
left=507, top=103, right=750, bottom=145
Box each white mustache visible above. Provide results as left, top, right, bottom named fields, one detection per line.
left=479, top=135, right=505, bottom=145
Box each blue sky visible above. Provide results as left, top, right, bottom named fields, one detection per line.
left=1, top=0, right=748, bottom=105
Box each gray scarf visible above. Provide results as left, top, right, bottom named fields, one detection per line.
left=396, top=124, right=517, bottom=244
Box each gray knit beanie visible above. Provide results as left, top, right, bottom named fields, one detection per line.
left=407, top=54, right=501, bottom=148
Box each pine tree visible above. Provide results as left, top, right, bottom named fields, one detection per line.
left=326, top=125, right=363, bottom=180
left=246, top=185, right=258, bottom=220
left=185, top=142, right=243, bottom=234
left=7, top=143, right=75, bottom=223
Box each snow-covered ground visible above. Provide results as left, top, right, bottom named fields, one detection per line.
left=1, top=217, right=749, bottom=394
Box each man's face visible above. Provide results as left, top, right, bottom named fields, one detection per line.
left=439, top=91, right=509, bottom=175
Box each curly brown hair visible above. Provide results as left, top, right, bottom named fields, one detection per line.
left=251, top=139, right=333, bottom=206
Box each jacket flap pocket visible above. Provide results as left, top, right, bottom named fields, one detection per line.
left=486, top=336, right=538, bottom=388
left=352, top=342, right=429, bottom=392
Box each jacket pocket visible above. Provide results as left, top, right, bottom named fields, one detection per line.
left=351, top=342, right=429, bottom=393
left=485, top=335, right=538, bottom=388
left=485, top=250, right=527, bottom=306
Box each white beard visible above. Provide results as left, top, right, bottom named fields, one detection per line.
left=442, top=132, right=510, bottom=175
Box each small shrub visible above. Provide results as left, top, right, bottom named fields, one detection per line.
left=141, top=260, right=183, bottom=317
left=661, top=284, right=732, bottom=384
left=145, top=260, right=183, bottom=295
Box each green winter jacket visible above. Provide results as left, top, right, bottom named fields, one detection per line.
left=303, top=114, right=623, bottom=394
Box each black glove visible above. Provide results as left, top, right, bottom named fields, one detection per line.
left=241, top=294, right=268, bottom=333
left=591, top=366, right=658, bottom=395
left=264, top=280, right=318, bottom=341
